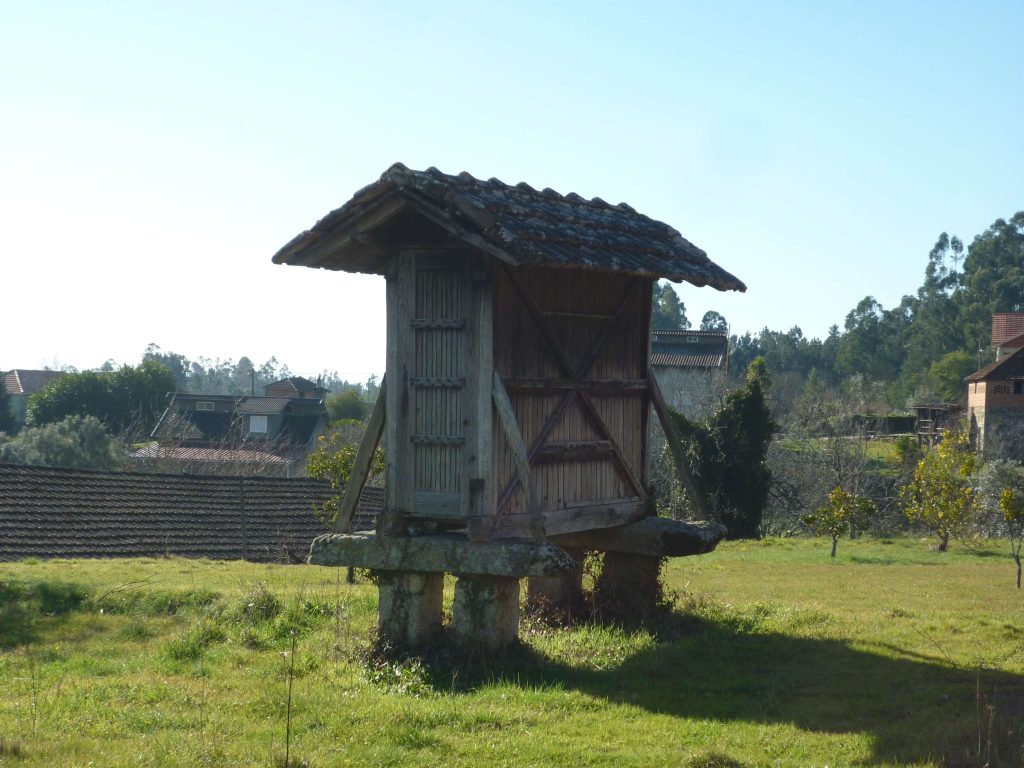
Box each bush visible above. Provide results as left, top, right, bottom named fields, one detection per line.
left=0, top=415, right=125, bottom=469
left=668, top=358, right=776, bottom=538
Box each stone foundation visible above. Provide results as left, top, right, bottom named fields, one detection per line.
left=377, top=571, right=444, bottom=648
left=594, top=552, right=662, bottom=622
left=453, top=576, right=520, bottom=650
left=526, top=546, right=584, bottom=620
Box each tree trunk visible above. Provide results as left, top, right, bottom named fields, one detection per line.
left=831, top=535, right=838, bottom=558
left=1015, top=553, right=1021, bottom=590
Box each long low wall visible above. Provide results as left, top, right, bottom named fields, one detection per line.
left=0, top=462, right=382, bottom=562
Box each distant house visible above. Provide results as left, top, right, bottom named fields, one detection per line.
left=2, top=369, right=66, bottom=428
left=131, top=384, right=329, bottom=476
left=965, top=313, right=1024, bottom=455
left=649, top=329, right=729, bottom=421
left=264, top=376, right=328, bottom=399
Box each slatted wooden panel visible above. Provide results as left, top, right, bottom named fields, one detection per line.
left=411, top=254, right=468, bottom=518
left=491, top=267, right=650, bottom=530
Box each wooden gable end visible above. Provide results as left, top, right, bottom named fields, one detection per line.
left=489, top=266, right=652, bottom=537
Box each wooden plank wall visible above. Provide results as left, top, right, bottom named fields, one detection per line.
left=412, top=256, right=466, bottom=498
left=491, top=267, right=651, bottom=527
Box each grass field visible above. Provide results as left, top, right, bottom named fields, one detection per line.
left=1, top=538, right=1022, bottom=767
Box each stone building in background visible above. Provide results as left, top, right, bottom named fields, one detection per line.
left=649, top=329, right=729, bottom=422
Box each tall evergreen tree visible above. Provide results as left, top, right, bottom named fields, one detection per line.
left=652, top=282, right=690, bottom=330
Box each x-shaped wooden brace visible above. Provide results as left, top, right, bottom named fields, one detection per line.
left=496, top=267, right=647, bottom=513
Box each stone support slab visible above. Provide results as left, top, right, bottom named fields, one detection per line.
left=550, top=517, right=726, bottom=557
left=453, top=576, right=520, bottom=650
left=377, top=571, right=444, bottom=648
left=309, top=532, right=576, bottom=578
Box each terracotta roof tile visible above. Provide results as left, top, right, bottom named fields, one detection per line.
left=273, top=164, right=745, bottom=291
left=0, top=463, right=381, bottom=562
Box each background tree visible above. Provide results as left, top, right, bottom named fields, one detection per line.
left=306, top=420, right=384, bottom=527
left=700, top=311, right=728, bottom=332
left=916, top=350, right=976, bottom=404
left=651, top=282, right=690, bottom=331
left=0, top=415, right=125, bottom=469
left=901, top=431, right=977, bottom=551
left=27, top=361, right=175, bottom=436
left=143, top=343, right=190, bottom=389
left=956, top=212, right=1024, bottom=354
left=0, top=375, right=16, bottom=435
left=803, top=486, right=877, bottom=557
left=973, top=459, right=1024, bottom=589
left=326, top=387, right=371, bottom=423
left=669, top=358, right=776, bottom=539
left=998, top=488, right=1024, bottom=589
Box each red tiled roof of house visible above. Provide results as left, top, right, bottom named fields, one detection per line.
left=991, top=313, right=1024, bottom=348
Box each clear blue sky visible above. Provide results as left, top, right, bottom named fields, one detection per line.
left=3, top=1, right=1022, bottom=381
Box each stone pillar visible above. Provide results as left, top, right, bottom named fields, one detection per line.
left=526, top=546, right=583, bottom=620
left=453, top=576, right=520, bottom=650
left=594, top=552, right=662, bottom=622
left=376, top=571, right=444, bottom=648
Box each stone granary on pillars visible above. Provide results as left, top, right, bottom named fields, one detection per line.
left=272, top=164, right=746, bottom=649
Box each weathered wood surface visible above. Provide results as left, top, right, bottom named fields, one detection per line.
left=492, top=268, right=650, bottom=523
left=543, top=497, right=645, bottom=536
left=309, top=532, right=577, bottom=577
left=492, top=372, right=538, bottom=512
left=332, top=376, right=386, bottom=533
left=550, top=516, right=726, bottom=557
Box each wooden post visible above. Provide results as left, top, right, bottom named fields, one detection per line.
left=331, top=376, right=386, bottom=533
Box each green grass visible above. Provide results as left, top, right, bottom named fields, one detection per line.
left=0, top=540, right=1021, bottom=767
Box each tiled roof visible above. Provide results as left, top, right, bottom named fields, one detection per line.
left=266, top=377, right=320, bottom=394
left=650, top=330, right=728, bottom=369
left=236, top=397, right=293, bottom=415
left=3, top=369, right=64, bottom=396
left=992, top=313, right=1024, bottom=348
left=130, top=443, right=292, bottom=464
left=966, top=346, right=1024, bottom=382
left=152, top=408, right=234, bottom=442
left=651, top=352, right=726, bottom=368
left=273, top=164, right=745, bottom=291
left=0, top=463, right=381, bottom=562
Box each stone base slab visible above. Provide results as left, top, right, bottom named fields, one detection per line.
left=309, top=531, right=577, bottom=578
left=550, top=517, right=726, bottom=557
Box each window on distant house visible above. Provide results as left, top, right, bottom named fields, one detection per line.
left=1014, top=381, right=1024, bottom=395
left=249, top=415, right=268, bottom=434
left=196, top=401, right=215, bottom=411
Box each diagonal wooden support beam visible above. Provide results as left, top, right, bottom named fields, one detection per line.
left=492, top=372, right=544, bottom=540
left=647, top=370, right=712, bottom=521
left=331, top=376, right=387, bottom=533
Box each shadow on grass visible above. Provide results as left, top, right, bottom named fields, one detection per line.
left=0, top=579, right=87, bottom=647
left=409, top=611, right=1024, bottom=767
